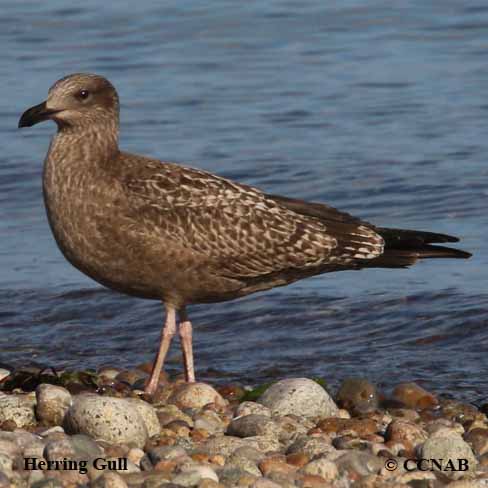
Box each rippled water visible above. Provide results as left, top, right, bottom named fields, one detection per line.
left=1, top=1, right=487, bottom=400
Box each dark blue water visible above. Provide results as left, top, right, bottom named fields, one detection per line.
left=1, top=1, right=487, bottom=399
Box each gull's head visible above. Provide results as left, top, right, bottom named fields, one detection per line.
left=19, top=73, right=119, bottom=129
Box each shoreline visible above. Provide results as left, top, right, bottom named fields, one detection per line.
left=0, top=366, right=486, bottom=487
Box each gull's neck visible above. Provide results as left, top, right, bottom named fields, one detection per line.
left=48, top=119, right=120, bottom=166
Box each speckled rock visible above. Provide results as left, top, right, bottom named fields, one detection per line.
left=335, top=378, right=379, bottom=415
left=287, top=436, right=336, bottom=459
left=35, top=384, right=72, bottom=425
left=200, top=436, right=248, bottom=456
left=235, top=402, right=272, bottom=418
left=64, top=394, right=148, bottom=448
left=43, top=437, right=77, bottom=462
left=0, top=393, right=35, bottom=428
left=193, top=410, right=225, bottom=435
left=125, top=398, right=160, bottom=437
left=169, top=383, right=226, bottom=410
left=258, top=379, right=338, bottom=419
left=421, top=432, right=477, bottom=479
left=300, top=457, right=338, bottom=481
left=245, top=435, right=282, bottom=453
left=148, top=445, right=187, bottom=464
left=227, top=415, right=277, bottom=438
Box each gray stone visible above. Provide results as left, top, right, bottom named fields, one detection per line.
left=193, top=410, right=225, bottom=435
left=171, top=470, right=203, bottom=487
left=227, top=414, right=277, bottom=438
left=229, top=446, right=266, bottom=464
left=125, top=398, right=160, bottom=437
left=287, top=435, right=336, bottom=458
left=258, top=378, right=338, bottom=419
left=199, top=436, right=247, bottom=456
left=421, top=433, right=477, bottom=479
left=35, top=384, right=72, bottom=425
left=147, top=446, right=187, bottom=464
left=71, top=434, right=104, bottom=458
left=0, top=393, right=36, bottom=428
left=218, top=466, right=258, bottom=486
left=335, top=451, right=384, bottom=476
left=64, top=394, right=148, bottom=448
left=225, top=457, right=262, bottom=477
left=43, top=438, right=77, bottom=462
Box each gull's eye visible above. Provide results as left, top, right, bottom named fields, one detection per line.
left=76, top=89, right=90, bottom=101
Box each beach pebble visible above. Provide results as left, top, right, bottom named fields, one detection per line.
left=287, top=436, right=336, bottom=458
left=172, top=468, right=214, bottom=487
left=169, top=383, right=226, bottom=410
left=193, top=410, right=225, bottom=435
left=235, top=402, right=272, bottom=418
left=421, top=433, right=477, bottom=478
left=148, top=445, right=187, bottom=464
left=258, top=378, right=338, bottom=419
left=392, top=382, right=438, bottom=409
left=335, top=451, right=384, bottom=477
left=226, top=456, right=262, bottom=477
left=0, top=393, right=35, bottom=428
left=36, top=384, right=72, bottom=425
left=43, top=437, right=77, bottom=462
left=385, top=419, right=428, bottom=453
left=227, top=414, right=277, bottom=438
left=125, top=398, right=160, bottom=437
left=64, top=394, right=148, bottom=448
left=300, top=457, right=338, bottom=481
left=200, top=435, right=248, bottom=456
left=335, top=378, right=379, bottom=415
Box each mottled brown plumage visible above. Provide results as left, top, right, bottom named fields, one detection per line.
left=18, top=73, right=471, bottom=393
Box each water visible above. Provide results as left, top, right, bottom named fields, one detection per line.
left=1, top=1, right=487, bottom=400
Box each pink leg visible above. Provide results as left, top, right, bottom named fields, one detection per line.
left=179, top=308, right=195, bottom=383
left=145, top=305, right=176, bottom=395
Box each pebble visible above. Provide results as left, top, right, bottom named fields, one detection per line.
left=335, top=378, right=379, bottom=415
left=227, top=414, right=277, bottom=438
left=35, top=384, right=72, bottom=425
left=385, top=419, right=428, bottom=454
left=169, top=382, right=226, bottom=410
left=235, top=402, right=272, bottom=418
left=125, top=398, right=160, bottom=437
left=0, top=392, right=35, bottom=428
left=287, top=436, right=336, bottom=458
left=300, top=457, right=338, bottom=481
left=65, top=394, right=148, bottom=448
left=335, top=451, right=384, bottom=477
left=421, top=432, right=477, bottom=479
left=392, top=382, right=438, bottom=410
left=258, top=378, right=338, bottom=419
